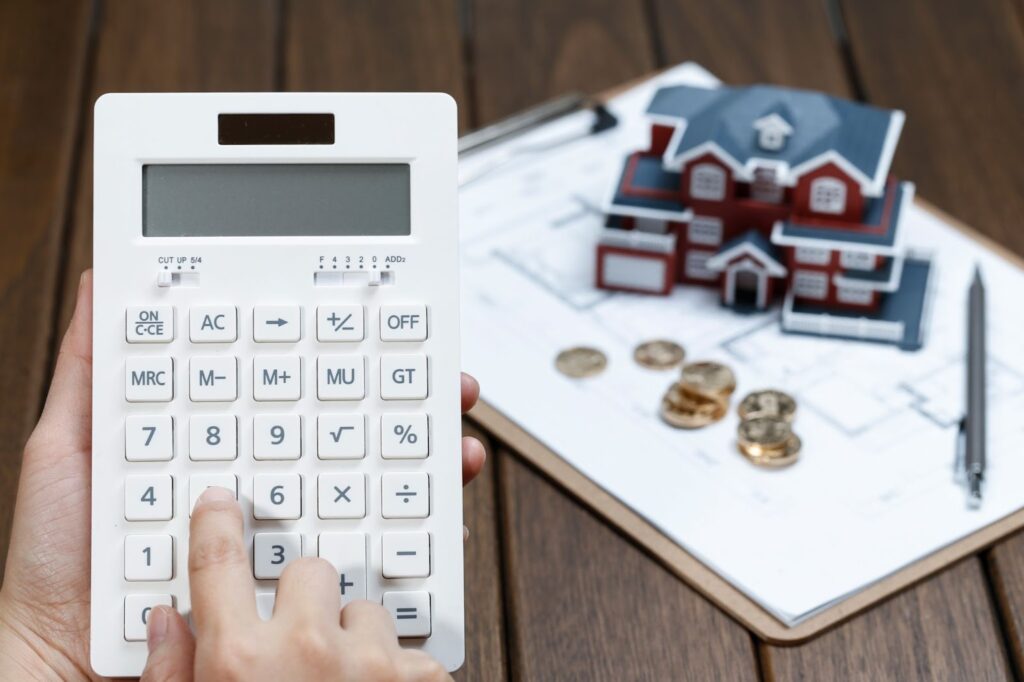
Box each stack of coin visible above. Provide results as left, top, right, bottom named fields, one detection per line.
left=735, top=389, right=801, bottom=468
left=659, top=361, right=735, bottom=429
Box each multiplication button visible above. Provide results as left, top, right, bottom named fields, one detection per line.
left=380, top=305, right=427, bottom=342
left=126, top=306, right=173, bottom=343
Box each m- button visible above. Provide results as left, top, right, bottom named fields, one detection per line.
left=380, top=305, right=427, bottom=342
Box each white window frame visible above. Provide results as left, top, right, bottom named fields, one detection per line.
left=687, top=216, right=723, bottom=246
left=792, top=270, right=828, bottom=300
left=758, top=129, right=784, bottom=151
left=839, top=250, right=876, bottom=270
left=794, top=246, right=831, bottom=265
left=685, top=249, right=718, bottom=281
left=634, top=216, right=668, bottom=233
left=836, top=286, right=874, bottom=305
left=809, top=177, right=847, bottom=214
left=690, top=163, right=726, bottom=201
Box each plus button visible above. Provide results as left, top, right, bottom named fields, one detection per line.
left=339, top=574, right=355, bottom=595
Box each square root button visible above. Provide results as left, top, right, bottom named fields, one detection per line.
left=383, top=591, right=431, bottom=638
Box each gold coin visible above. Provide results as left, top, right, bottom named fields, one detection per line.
left=634, top=340, right=685, bottom=370
left=738, top=389, right=797, bottom=422
left=660, top=382, right=727, bottom=429
left=680, top=361, right=736, bottom=398
left=555, top=346, right=607, bottom=378
left=737, top=416, right=791, bottom=453
left=739, top=433, right=801, bottom=468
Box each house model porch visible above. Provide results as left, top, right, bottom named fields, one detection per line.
left=597, top=82, right=932, bottom=350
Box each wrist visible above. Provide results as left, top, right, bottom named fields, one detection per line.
left=0, top=592, right=89, bottom=681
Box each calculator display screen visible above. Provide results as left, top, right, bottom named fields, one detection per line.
left=142, top=164, right=410, bottom=237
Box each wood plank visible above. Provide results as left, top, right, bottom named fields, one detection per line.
left=286, top=4, right=506, bottom=677
left=469, top=1, right=757, bottom=677
left=651, top=0, right=852, bottom=94
left=765, top=558, right=1013, bottom=680
left=841, top=0, right=1024, bottom=252
left=57, top=0, right=278, bottom=329
left=459, top=421, right=508, bottom=681
left=285, top=0, right=469, bottom=130
left=469, top=0, right=657, bottom=124
left=499, top=453, right=758, bottom=680
left=0, top=0, right=93, bottom=574
left=989, top=537, right=1024, bottom=675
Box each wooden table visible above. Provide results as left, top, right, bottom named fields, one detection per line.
left=2, top=1, right=1023, bottom=678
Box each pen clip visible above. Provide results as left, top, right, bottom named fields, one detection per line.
left=954, top=416, right=967, bottom=484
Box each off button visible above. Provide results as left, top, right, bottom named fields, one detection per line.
left=380, top=305, right=427, bottom=342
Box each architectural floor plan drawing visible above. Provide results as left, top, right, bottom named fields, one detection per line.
left=459, top=64, right=1024, bottom=625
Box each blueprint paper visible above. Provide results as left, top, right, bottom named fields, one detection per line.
left=458, top=63, right=1024, bottom=625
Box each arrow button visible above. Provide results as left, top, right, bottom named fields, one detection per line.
left=253, top=305, right=301, bottom=343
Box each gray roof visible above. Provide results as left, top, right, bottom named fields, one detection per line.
left=648, top=84, right=900, bottom=182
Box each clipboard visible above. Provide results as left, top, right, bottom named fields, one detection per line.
left=461, top=78, right=1024, bottom=644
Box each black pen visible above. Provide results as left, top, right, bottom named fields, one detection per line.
left=965, top=266, right=987, bottom=508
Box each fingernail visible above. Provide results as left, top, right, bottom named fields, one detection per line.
left=463, top=525, right=470, bottom=541
left=147, top=606, right=169, bottom=651
left=195, top=486, right=234, bottom=509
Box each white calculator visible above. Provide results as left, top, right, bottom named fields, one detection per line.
left=90, top=93, right=463, bottom=676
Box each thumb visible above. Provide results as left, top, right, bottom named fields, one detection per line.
left=140, top=606, right=195, bottom=682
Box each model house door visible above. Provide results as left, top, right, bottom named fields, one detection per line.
left=734, top=269, right=760, bottom=308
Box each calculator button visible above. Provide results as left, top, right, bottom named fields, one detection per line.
left=189, top=415, right=237, bottom=461
left=253, top=306, right=301, bottom=343
left=189, top=356, right=237, bottom=402
left=124, top=534, right=173, bottom=581
left=188, top=474, right=238, bottom=515
left=317, top=356, right=366, bottom=400
left=317, top=473, right=366, bottom=519
left=126, top=306, right=174, bottom=343
left=380, top=305, right=427, bottom=342
left=380, top=355, right=428, bottom=400
left=383, top=591, right=432, bottom=638
left=256, top=592, right=276, bottom=621
left=125, top=357, right=173, bottom=402
left=317, top=415, right=366, bottom=459
left=381, top=414, right=429, bottom=459
left=253, top=356, right=301, bottom=401
left=125, top=475, right=173, bottom=521
left=318, top=533, right=367, bottom=605
left=253, top=533, right=302, bottom=579
left=381, top=473, right=430, bottom=519
left=253, top=414, right=302, bottom=460
left=382, top=532, right=430, bottom=578
left=253, top=474, right=302, bottom=520
left=190, top=306, right=238, bottom=343
left=124, top=594, right=173, bottom=641
left=317, top=305, right=364, bottom=342
left=125, top=415, right=174, bottom=461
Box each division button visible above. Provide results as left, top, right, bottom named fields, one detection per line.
left=381, top=472, right=429, bottom=519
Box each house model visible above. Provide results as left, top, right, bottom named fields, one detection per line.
left=597, top=83, right=932, bottom=349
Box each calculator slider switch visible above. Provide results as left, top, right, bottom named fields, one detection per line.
left=156, top=271, right=199, bottom=288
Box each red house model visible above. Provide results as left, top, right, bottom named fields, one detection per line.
left=598, top=84, right=931, bottom=349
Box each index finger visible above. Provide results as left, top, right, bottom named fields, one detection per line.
left=188, top=487, right=258, bottom=634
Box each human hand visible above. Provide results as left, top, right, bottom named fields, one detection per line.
left=0, top=271, right=485, bottom=679
left=141, top=488, right=452, bottom=681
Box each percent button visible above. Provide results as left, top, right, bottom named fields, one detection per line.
left=381, top=414, right=429, bottom=459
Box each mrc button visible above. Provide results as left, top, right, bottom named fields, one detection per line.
left=380, top=305, right=427, bottom=342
